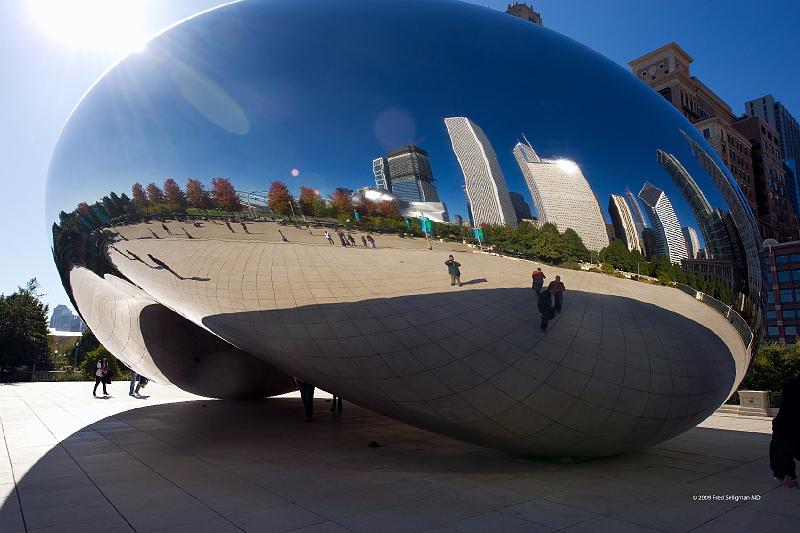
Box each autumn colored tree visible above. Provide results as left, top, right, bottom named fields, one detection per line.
left=146, top=182, right=164, bottom=204
left=131, top=182, right=147, bottom=206
left=186, top=179, right=211, bottom=210
left=268, top=181, right=294, bottom=216
left=298, top=187, right=319, bottom=216
left=330, top=188, right=353, bottom=215
left=163, top=178, right=186, bottom=209
left=211, top=177, right=241, bottom=212
left=376, top=199, right=400, bottom=218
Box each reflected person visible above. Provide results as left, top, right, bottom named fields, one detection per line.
left=532, top=267, right=546, bottom=296
left=295, top=377, right=315, bottom=421
left=538, top=288, right=555, bottom=332
left=445, top=255, right=461, bottom=287
left=548, top=275, right=566, bottom=313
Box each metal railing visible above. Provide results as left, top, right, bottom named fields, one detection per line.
left=675, top=283, right=754, bottom=350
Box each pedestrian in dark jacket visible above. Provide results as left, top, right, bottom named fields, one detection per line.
left=361, top=235, right=368, bottom=247
left=445, top=255, right=461, bottom=286
left=294, top=377, right=315, bottom=421
left=537, top=288, right=555, bottom=331
left=347, top=233, right=356, bottom=246
left=337, top=230, right=348, bottom=247
left=770, top=375, right=800, bottom=487
left=548, top=275, right=566, bottom=313
left=532, top=268, right=546, bottom=295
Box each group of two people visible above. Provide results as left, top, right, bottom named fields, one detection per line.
left=533, top=268, right=565, bottom=331
left=91, top=355, right=148, bottom=398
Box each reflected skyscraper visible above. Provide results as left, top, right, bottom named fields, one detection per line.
left=608, top=194, right=642, bottom=252
left=638, top=181, right=688, bottom=264
left=683, top=226, right=700, bottom=259
left=445, top=117, right=517, bottom=228
left=385, top=145, right=440, bottom=203
left=513, top=141, right=609, bottom=251
left=372, top=156, right=390, bottom=190
left=509, top=192, right=532, bottom=221
left=657, top=149, right=731, bottom=260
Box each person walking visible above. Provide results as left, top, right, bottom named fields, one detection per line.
left=337, top=230, right=348, bottom=247
left=134, top=375, right=149, bottom=396
left=770, top=375, right=800, bottom=488
left=532, top=267, right=546, bottom=295
left=93, top=356, right=109, bottom=397
left=361, top=235, right=368, bottom=247
left=445, top=255, right=461, bottom=286
left=129, top=370, right=138, bottom=396
left=366, top=234, right=376, bottom=248
left=548, top=275, right=566, bottom=313
left=324, top=231, right=335, bottom=245
left=537, top=288, right=555, bottom=332
left=347, top=233, right=356, bottom=246
left=295, top=378, right=315, bottom=421
left=330, top=393, right=343, bottom=413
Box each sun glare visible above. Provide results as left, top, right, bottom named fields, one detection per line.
left=29, top=0, right=148, bottom=55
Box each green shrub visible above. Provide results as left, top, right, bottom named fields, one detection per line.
left=601, top=263, right=614, bottom=274
left=559, top=261, right=582, bottom=271
left=741, top=342, right=800, bottom=391
left=80, top=346, right=123, bottom=380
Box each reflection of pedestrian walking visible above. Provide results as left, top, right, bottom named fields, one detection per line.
left=770, top=375, right=800, bottom=488
left=337, top=230, right=348, bottom=247
left=295, top=378, right=315, bottom=421
left=93, top=356, right=109, bottom=396
left=538, top=288, right=555, bottom=331
left=330, top=394, right=343, bottom=413
left=324, top=231, right=335, bottom=245
left=161, top=223, right=172, bottom=235
left=361, top=236, right=368, bottom=247
left=134, top=375, right=149, bottom=396
left=366, top=234, right=376, bottom=248
left=532, top=267, right=546, bottom=295
left=548, top=275, right=565, bottom=313
left=445, top=255, right=461, bottom=286
left=241, top=222, right=250, bottom=234
left=347, top=233, right=356, bottom=246
left=225, top=221, right=235, bottom=233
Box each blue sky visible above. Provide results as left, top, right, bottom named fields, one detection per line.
left=3, top=0, right=799, bottom=313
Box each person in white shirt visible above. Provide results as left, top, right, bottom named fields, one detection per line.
left=93, top=356, right=108, bottom=397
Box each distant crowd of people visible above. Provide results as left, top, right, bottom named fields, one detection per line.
left=324, top=230, right=376, bottom=248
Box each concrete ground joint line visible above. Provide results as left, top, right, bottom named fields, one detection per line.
left=0, top=393, right=29, bottom=533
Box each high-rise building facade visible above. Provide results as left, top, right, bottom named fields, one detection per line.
left=513, top=141, right=608, bottom=250
left=745, top=95, right=800, bottom=163
left=505, top=2, right=542, bottom=25
left=372, top=156, right=390, bottom=190
left=608, top=194, right=643, bottom=253
left=628, top=43, right=758, bottom=219
left=733, top=116, right=798, bottom=242
left=49, top=304, right=87, bottom=333
left=509, top=192, right=532, bottom=221
left=385, top=145, right=440, bottom=203
left=760, top=240, right=800, bottom=344
left=445, top=117, right=517, bottom=228
left=638, top=181, right=688, bottom=264
left=683, top=226, right=700, bottom=259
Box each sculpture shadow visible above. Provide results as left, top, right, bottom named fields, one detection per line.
left=0, top=395, right=776, bottom=531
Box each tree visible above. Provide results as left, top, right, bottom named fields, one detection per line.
left=330, top=189, right=353, bottom=215
left=532, top=224, right=565, bottom=263
left=741, top=342, right=800, bottom=391
left=298, top=187, right=319, bottom=216
left=0, top=279, right=51, bottom=372
left=66, top=330, right=100, bottom=368
left=186, top=179, right=211, bottom=211
left=80, top=345, right=123, bottom=379
left=268, top=181, right=294, bottom=215
left=131, top=182, right=148, bottom=207
left=146, top=182, right=164, bottom=204
left=560, top=228, right=590, bottom=263
left=376, top=199, right=400, bottom=218
left=211, top=177, right=241, bottom=212
left=163, top=178, right=186, bottom=210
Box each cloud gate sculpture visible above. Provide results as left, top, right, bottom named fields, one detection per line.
left=46, top=0, right=761, bottom=457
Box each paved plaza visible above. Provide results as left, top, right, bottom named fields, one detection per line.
left=1, top=382, right=797, bottom=532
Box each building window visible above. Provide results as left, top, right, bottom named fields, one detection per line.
left=777, top=255, right=789, bottom=264
left=767, top=310, right=777, bottom=320
left=779, top=271, right=792, bottom=282
left=786, top=326, right=798, bottom=336
left=781, top=289, right=794, bottom=303
left=768, top=291, right=775, bottom=304
left=783, top=310, right=796, bottom=320
left=767, top=326, right=779, bottom=336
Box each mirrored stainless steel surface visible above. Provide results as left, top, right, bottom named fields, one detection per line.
left=46, top=0, right=760, bottom=456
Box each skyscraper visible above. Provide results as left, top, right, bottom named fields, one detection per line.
left=505, top=2, right=542, bottom=26
left=608, top=194, right=642, bottom=253
left=386, top=145, right=440, bottom=203
left=372, top=156, right=390, bottom=190
left=683, top=226, right=700, bottom=259
left=625, top=186, right=648, bottom=234
left=509, top=192, right=532, bottom=221
left=513, top=141, right=609, bottom=251
left=445, top=117, right=517, bottom=228
left=49, top=304, right=86, bottom=332
left=744, top=95, right=800, bottom=163
left=657, top=148, right=731, bottom=260
left=638, top=181, right=688, bottom=264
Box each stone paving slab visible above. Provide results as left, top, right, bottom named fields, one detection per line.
left=1, top=382, right=797, bottom=532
